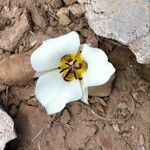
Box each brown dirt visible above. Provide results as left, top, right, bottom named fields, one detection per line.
left=0, top=0, right=148, bottom=150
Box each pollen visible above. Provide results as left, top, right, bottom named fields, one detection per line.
left=59, top=49, right=88, bottom=81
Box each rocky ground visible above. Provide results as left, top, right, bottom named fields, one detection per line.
left=0, top=0, right=148, bottom=150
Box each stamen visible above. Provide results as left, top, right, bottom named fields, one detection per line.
left=60, top=67, right=69, bottom=73
left=59, top=48, right=88, bottom=81
left=73, top=60, right=77, bottom=64
left=73, top=71, right=77, bottom=80
left=64, top=69, right=72, bottom=80
left=74, top=63, right=82, bottom=70
left=63, top=78, right=70, bottom=82
left=65, top=63, right=71, bottom=66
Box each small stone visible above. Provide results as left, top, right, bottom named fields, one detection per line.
left=86, top=33, right=98, bottom=47
left=78, top=0, right=148, bottom=64
left=89, top=74, right=115, bottom=97
left=29, top=6, right=47, bottom=28
left=59, top=14, right=71, bottom=26
left=63, top=0, right=77, bottom=5
left=0, top=108, right=16, bottom=150
left=90, top=97, right=105, bottom=113
left=0, top=9, right=30, bottom=51
left=15, top=104, right=48, bottom=143
left=91, top=97, right=107, bottom=107
left=18, top=45, right=24, bottom=52
left=27, top=98, right=38, bottom=107
left=57, top=7, right=69, bottom=16
left=60, top=109, right=71, bottom=124
left=139, top=134, right=145, bottom=146
left=131, top=90, right=145, bottom=103
left=30, top=40, right=38, bottom=48
left=131, top=126, right=134, bottom=130
left=68, top=4, right=83, bottom=17
left=45, top=27, right=54, bottom=35
left=9, top=105, right=18, bottom=117
left=57, top=7, right=71, bottom=26
left=51, top=0, right=63, bottom=8
left=74, top=17, right=88, bottom=31
left=81, top=29, right=92, bottom=38
left=117, top=103, right=127, bottom=109
left=112, top=124, right=120, bottom=132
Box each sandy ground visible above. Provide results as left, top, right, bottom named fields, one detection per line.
left=0, top=0, right=148, bottom=150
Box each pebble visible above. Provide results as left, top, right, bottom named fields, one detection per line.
left=131, top=90, right=145, bottom=103
left=79, top=0, right=148, bottom=64
left=68, top=4, right=83, bottom=17
left=51, top=0, right=63, bottom=8
left=117, top=103, right=127, bottom=109
left=112, top=124, right=120, bottom=132
left=81, top=29, right=92, bottom=38
left=0, top=108, right=16, bottom=149
left=86, top=33, right=98, bottom=47
left=18, top=45, right=24, bottom=52
left=57, top=7, right=69, bottom=16
left=27, top=98, right=38, bottom=107
left=92, top=97, right=107, bottom=107
left=63, top=0, right=77, bottom=5
left=0, top=9, right=29, bottom=51
left=139, top=134, right=145, bottom=148
left=59, top=14, right=71, bottom=26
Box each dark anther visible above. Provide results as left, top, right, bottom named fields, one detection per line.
left=73, top=71, right=77, bottom=80
left=75, top=63, right=82, bottom=70
left=61, top=55, right=67, bottom=61
left=73, top=60, right=77, bottom=64
left=63, top=78, right=70, bottom=82
left=59, top=67, right=69, bottom=73
left=64, top=69, right=71, bottom=80
left=67, top=58, right=73, bottom=62
left=58, top=67, right=61, bottom=69
left=78, top=77, right=83, bottom=80
left=65, top=63, right=71, bottom=66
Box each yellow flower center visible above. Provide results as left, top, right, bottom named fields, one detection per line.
left=59, top=49, right=88, bottom=81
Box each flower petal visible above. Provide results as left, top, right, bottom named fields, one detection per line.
left=79, top=80, right=89, bottom=104
left=81, top=87, right=89, bottom=104
left=82, top=44, right=115, bottom=87
left=31, top=31, right=80, bottom=72
left=35, top=70, right=82, bottom=115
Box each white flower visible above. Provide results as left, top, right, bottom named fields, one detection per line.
left=31, top=31, right=115, bottom=115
